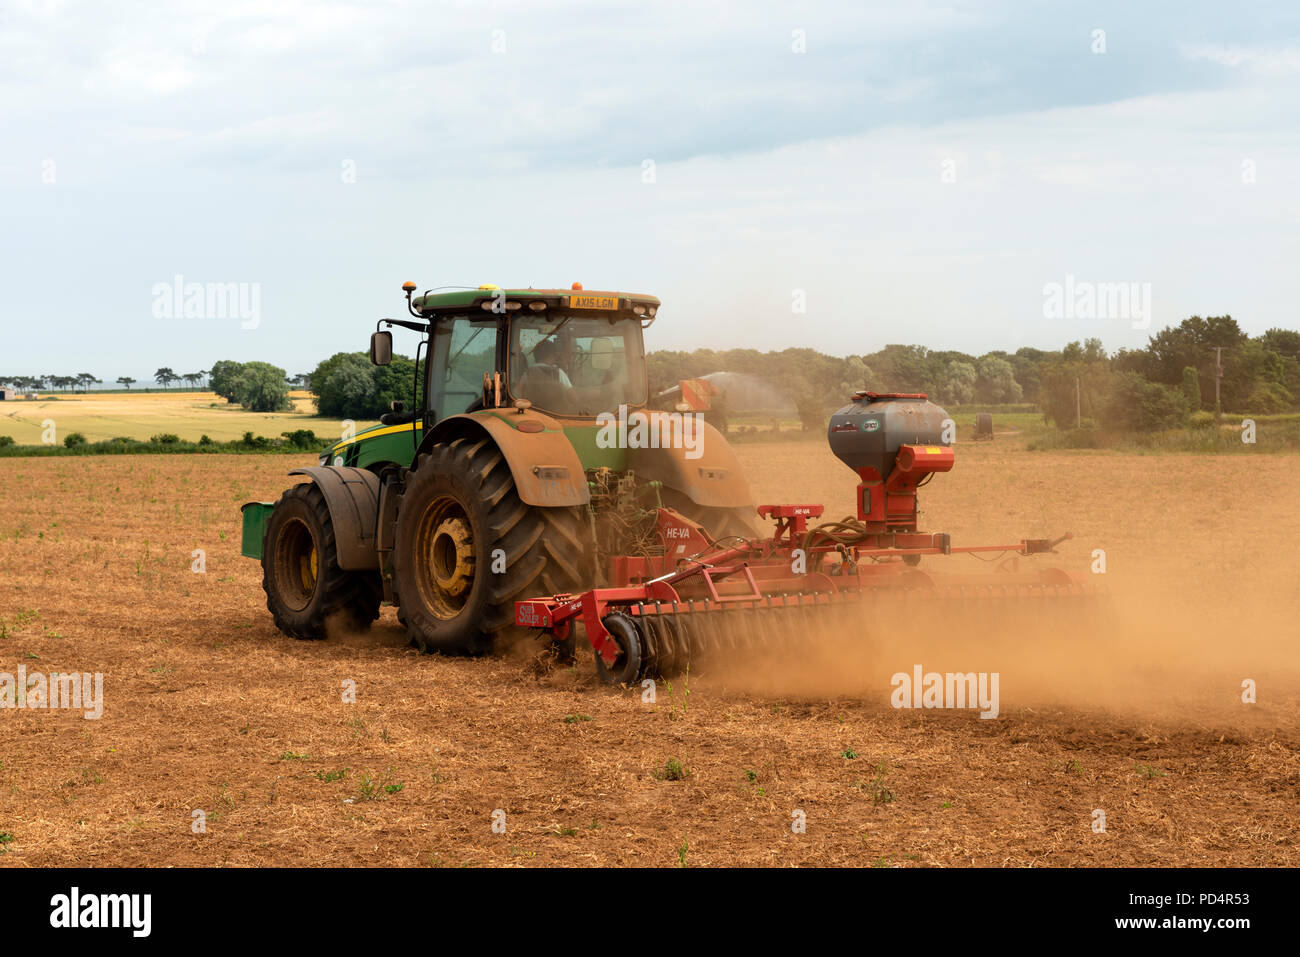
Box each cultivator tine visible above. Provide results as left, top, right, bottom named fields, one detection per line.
left=758, top=604, right=780, bottom=653
left=711, top=610, right=733, bottom=655
left=743, top=606, right=763, bottom=653
left=708, top=608, right=733, bottom=657
left=741, top=605, right=759, bottom=654
left=632, top=603, right=655, bottom=678
left=667, top=609, right=691, bottom=671
left=758, top=604, right=783, bottom=653
left=686, top=602, right=709, bottom=661
left=647, top=607, right=672, bottom=676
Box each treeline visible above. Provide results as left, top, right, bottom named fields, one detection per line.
left=2, top=371, right=209, bottom=392
left=648, top=315, right=1300, bottom=432
left=1, top=373, right=103, bottom=392
left=3, top=368, right=316, bottom=395
left=647, top=347, right=1025, bottom=428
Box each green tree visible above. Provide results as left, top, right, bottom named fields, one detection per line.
left=975, top=355, right=1023, bottom=403
left=312, top=352, right=373, bottom=417
left=1145, top=315, right=1246, bottom=384
left=1009, top=347, right=1048, bottom=403
left=1102, top=372, right=1189, bottom=432
left=1180, top=366, right=1200, bottom=411
left=863, top=345, right=936, bottom=394
left=839, top=356, right=876, bottom=398
left=372, top=355, right=418, bottom=415
left=231, top=361, right=292, bottom=412
left=154, top=367, right=177, bottom=390
left=1039, top=342, right=1111, bottom=428
left=1259, top=328, right=1300, bottom=363
left=208, top=360, right=247, bottom=401
left=944, top=360, right=978, bottom=404
left=331, top=362, right=376, bottom=415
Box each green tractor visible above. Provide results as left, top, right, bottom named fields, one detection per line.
left=241, top=282, right=757, bottom=655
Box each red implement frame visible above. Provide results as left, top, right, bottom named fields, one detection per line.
left=515, top=503, right=1083, bottom=667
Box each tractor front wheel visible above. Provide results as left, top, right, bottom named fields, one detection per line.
left=261, top=482, right=382, bottom=639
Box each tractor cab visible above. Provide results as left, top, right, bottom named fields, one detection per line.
left=506, top=312, right=646, bottom=417
left=332, top=283, right=661, bottom=472
left=387, top=282, right=658, bottom=423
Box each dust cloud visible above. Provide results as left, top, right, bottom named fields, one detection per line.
left=695, top=559, right=1300, bottom=724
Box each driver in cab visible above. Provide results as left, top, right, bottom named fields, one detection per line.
left=529, top=337, right=572, bottom=387
left=515, top=336, right=576, bottom=411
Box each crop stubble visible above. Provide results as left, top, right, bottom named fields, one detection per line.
left=0, top=441, right=1296, bottom=866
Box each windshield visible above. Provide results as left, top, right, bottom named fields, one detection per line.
left=509, top=315, right=647, bottom=416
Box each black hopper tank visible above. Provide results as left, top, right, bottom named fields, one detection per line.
left=828, top=392, right=951, bottom=479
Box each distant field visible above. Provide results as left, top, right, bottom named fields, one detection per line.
left=0, top=390, right=376, bottom=444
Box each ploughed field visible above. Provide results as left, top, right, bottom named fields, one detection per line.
left=0, top=441, right=1297, bottom=866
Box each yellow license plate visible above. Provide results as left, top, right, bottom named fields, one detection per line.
left=569, top=294, right=619, bottom=310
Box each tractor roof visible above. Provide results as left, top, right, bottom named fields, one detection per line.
left=410, top=284, right=660, bottom=319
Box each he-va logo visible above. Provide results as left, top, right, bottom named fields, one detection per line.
left=49, top=887, right=151, bottom=937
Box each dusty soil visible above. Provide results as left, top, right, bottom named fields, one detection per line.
left=0, top=441, right=1296, bottom=867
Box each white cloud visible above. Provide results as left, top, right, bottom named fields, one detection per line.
left=1182, top=43, right=1300, bottom=74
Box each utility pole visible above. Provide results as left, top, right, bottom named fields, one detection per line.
left=1075, top=376, right=1081, bottom=428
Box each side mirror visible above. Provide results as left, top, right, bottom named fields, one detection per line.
left=369, top=330, right=392, bottom=366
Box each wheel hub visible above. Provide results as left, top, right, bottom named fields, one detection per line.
left=274, top=517, right=318, bottom=612
left=430, top=516, right=474, bottom=597
left=415, top=496, right=477, bottom=620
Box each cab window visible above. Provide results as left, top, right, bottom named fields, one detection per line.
left=429, top=318, right=497, bottom=416
left=509, top=315, right=647, bottom=416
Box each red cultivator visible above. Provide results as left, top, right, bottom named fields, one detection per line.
left=516, top=391, right=1095, bottom=684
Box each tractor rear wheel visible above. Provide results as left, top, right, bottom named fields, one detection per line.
left=393, top=436, right=591, bottom=655
left=261, top=482, right=382, bottom=639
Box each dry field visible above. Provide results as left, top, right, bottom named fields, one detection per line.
left=0, top=439, right=1297, bottom=867
left=0, top=390, right=371, bottom=444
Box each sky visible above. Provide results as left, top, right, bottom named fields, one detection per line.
left=2, top=0, right=1299, bottom=384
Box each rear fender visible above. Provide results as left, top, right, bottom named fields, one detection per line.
left=417, top=413, right=590, bottom=507
left=286, top=466, right=381, bottom=570
left=629, top=416, right=754, bottom=509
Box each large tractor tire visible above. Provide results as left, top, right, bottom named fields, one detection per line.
left=261, top=482, right=383, bottom=639
left=393, top=436, right=592, bottom=656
